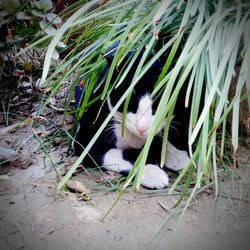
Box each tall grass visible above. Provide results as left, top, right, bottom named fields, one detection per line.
left=24, top=0, right=250, bottom=202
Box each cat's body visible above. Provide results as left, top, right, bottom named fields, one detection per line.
left=73, top=44, right=190, bottom=189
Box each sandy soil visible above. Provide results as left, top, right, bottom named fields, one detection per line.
left=0, top=122, right=250, bottom=250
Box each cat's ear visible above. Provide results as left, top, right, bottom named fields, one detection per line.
left=104, top=41, right=120, bottom=64
left=104, top=41, right=135, bottom=65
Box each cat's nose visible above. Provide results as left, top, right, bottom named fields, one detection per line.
left=137, top=126, right=148, bottom=135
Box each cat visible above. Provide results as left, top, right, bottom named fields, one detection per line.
left=73, top=42, right=190, bottom=189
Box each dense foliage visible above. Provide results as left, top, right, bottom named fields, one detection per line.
left=0, top=0, right=63, bottom=103
left=22, top=1, right=249, bottom=204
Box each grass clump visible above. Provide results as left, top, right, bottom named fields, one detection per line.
left=21, top=0, right=250, bottom=205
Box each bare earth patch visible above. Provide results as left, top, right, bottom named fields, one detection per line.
left=0, top=118, right=250, bottom=250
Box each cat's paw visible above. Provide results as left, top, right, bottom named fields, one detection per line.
left=165, top=142, right=189, bottom=171
left=141, top=164, right=169, bottom=189
left=103, top=148, right=132, bottom=173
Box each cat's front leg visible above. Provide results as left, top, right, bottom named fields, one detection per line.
left=141, top=164, right=169, bottom=189
left=103, top=148, right=132, bottom=173
left=103, top=149, right=169, bottom=189
left=165, top=142, right=189, bottom=171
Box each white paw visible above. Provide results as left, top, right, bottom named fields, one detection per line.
left=141, top=164, right=169, bottom=189
left=102, top=148, right=132, bottom=173
left=165, top=142, right=189, bottom=171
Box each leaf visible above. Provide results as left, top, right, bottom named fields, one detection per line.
left=41, top=0, right=102, bottom=81
left=45, top=12, right=62, bottom=24
left=56, top=41, right=66, bottom=48
left=152, top=0, right=172, bottom=39
left=6, top=0, right=20, bottom=14
left=32, top=9, right=48, bottom=17
left=33, top=0, right=53, bottom=12
left=15, top=23, right=29, bottom=37
left=16, top=11, right=33, bottom=20
left=52, top=49, right=59, bottom=60
left=65, top=180, right=90, bottom=194
left=24, top=34, right=51, bottom=50
left=29, top=22, right=41, bottom=35
left=14, top=35, right=26, bottom=41
left=39, top=20, right=57, bottom=35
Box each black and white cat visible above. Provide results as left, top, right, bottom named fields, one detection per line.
left=73, top=44, right=190, bottom=189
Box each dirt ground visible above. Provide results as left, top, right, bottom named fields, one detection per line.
left=0, top=116, right=250, bottom=250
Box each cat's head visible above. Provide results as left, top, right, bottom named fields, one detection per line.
left=105, top=43, right=164, bottom=139
left=108, top=93, right=162, bottom=140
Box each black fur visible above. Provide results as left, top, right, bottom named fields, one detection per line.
left=73, top=44, right=190, bottom=168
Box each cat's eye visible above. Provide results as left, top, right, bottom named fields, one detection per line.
left=152, top=98, right=159, bottom=115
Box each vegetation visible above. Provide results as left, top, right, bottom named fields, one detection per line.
left=20, top=0, right=250, bottom=207
left=0, top=0, right=63, bottom=104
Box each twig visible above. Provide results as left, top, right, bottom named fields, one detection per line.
left=157, top=200, right=169, bottom=212
left=47, top=103, right=66, bottom=112
left=80, top=164, right=92, bottom=178
left=0, top=121, right=24, bottom=135
left=16, top=134, right=34, bottom=153
left=0, top=116, right=46, bottom=135
left=10, top=99, right=30, bottom=107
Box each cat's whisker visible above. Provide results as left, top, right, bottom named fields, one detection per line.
left=157, top=132, right=164, bottom=140
left=169, top=124, right=180, bottom=135
left=105, top=124, right=116, bottom=130
left=105, top=133, right=116, bottom=143
left=104, top=125, right=117, bottom=135
left=104, top=125, right=118, bottom=143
